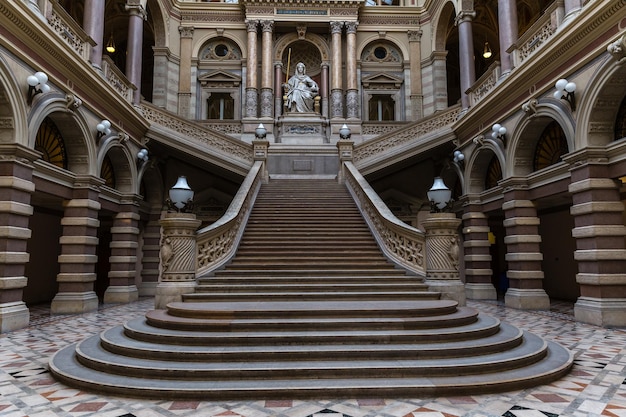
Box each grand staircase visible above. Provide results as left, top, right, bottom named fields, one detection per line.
left=50, top=179, right=572, bottom=399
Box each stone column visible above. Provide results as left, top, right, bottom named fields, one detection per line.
left=321, top=63, right=329, bottom=118
left=138, top=209, right=162, bottom=296
left=501, top=179, right=550, bottom=310
left=565, top=151, right=626, bottom=326
left=245, top=20, right=259, bottom=119
left=330, top=21, right=344, bottom=119
left=408, top=29, right=423, bottom=120
left=423, top=213, right=465, bottom=306
left=155, top=212, right=201, bottom=309
left=455, top=10, right=476, bottom=110
left=274, top=62, right=283, bottom=118
left=83, top=0, right=105, bottom=68
left=51, top=176, right=103, bottom=314
left=260, top=21, right=274, bottom=119
left=497, top=0, right=518, bottom=76
left=125, top=0, right=146, bottom=105
left=345, top=21, right=359, bottom=120
left=0, top=145, right=37, bottom=332
left=461, top=195, right=497, bottom=299
left=103, top=202, right=140, bottom=303
left=178, top=26, right=194, bottom=118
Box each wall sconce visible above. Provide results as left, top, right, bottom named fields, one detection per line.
left=339, top=124, right=352, bottom=140
left=453, top=150, right=465, bottom=163
left=482, top=41, right=492, bottom=59
left=137, top=148, right=148, bottom=163
left=106, top=33, right=116, bottom=53
left=26, top=71, right=50, bottom=105
left=167, top=176, right=194, bottom=213
left=491, top=123, right=507, bottom=141
left=427, top=177, right=452, bottom=213
left=96, top=120, right=111, bottom=139
left=254, top=123, right=267, bottom=140
left=554, top=78, right=576, bottom=111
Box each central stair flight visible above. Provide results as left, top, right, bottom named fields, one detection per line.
left=50, top=179, right=572, bottom=399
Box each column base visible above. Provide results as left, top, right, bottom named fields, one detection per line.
left=504, top=288, right=550, bottom=310
left=51, top=292, right=99, bottom=314
left=104, top=285, right=139, bottom=304
left=0, top=301, right=30, bottom=332
left=138, top=281, right=158, bottom=297
left=574, top=297, right=626, bottom=327
left=425, top=280, right=466, bottom=306
left=155, top=281, right=196, bottom=309
left=465, top=283, right=497, bottom=300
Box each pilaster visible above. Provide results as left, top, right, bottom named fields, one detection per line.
left=139, top=208, right=162, bottom=296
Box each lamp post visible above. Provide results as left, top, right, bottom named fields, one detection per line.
left=157, top=176, right=200, bottom=308
left=423, top=176, right=465, bottom=305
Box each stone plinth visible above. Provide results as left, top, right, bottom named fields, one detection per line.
left=422, top=212, right=465, bottom=306
left=155, top=212, right=201, bottom=309
left=276, top=113, right=329, bottom=144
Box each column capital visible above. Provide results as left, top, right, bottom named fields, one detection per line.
left=330, top=21, right=344, bottom=34
left=260, top=20, right=274, bottom=33
left=408, top=29, right=423, bottom=42
left=178, top=26, right=194, bottom=38
left=345, top=21, right=358, bottom=34
left=125, top=0, right=147, bottom=19
left=246, top=19, right=259, bottom=32
left=455, top=10, right=476, bottom=25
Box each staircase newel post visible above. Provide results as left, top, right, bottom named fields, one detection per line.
left=336, top=124, right=354, bottom=183
left=253, top=124, right=270, bottom=182
left=422, top=212, right=466, bottom=306
left=155, top=212, right=202, bottom=309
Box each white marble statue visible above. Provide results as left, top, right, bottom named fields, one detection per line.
left=284, top=62, right=319, bottom=113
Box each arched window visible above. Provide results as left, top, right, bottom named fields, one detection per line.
left=533, top=121, right=568, bottom=171
left=100, top=154, right=116, bottom=189
left=485, top=154, right=502, bottom=190
left=35, top=117, right=67, bottom=169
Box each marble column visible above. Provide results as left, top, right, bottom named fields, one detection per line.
left=461, top=195, right=497, bottom=299
left=330, top=21, right=344, bottom=119
left=0, top=145, right=38, bottom=332
left=178, top=26, right=194, bottom=119
left=103, top=203, right=140, bottom=303
left=51, top=176, right=103, bottom=314
left=125, top=0, right=146, bottom=105
left=83, top=0, right=105, bottom=68
left=260, top=21, right=274, bottom=119
left=501, top=179, right=550, bottom=310
left=497, top=0, right=518, bottom=76
left=345, top=21, right=359, bottom=120
left=408, top=29, right=423, bottom=120
left=138, top=209, right=161, bottom=296
left=156, top=212, right=201, bottom=309
left=423, top=213, right=465, bottom=306
left=565, top=151, right=626, bottom=327
left=321, top=63, right=329, bottom=118
left=245, top=20, right=259, bottom=119
left=275, top=63, right=283, bottom=118
left=455, top=10, right=476, bottom=110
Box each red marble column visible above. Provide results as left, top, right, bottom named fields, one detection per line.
left=125, top=0, right=146, bottom=105
left=456, top=10, right=476, bottom=110
left=83, top=0, right=105, bottom=68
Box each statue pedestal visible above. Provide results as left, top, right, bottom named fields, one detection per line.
left=276, top=113, right=328, bottom=145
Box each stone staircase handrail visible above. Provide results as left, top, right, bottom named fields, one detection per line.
left=343, top=161, right=426, bottom=276
left=196, top=161, right=264, bottom=276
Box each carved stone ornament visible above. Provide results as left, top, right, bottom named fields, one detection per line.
left=65, top=94, right=82, bottom=110
left=607, top=33, right=626, bottom=62
left=522, top=98, right=538, bottom=116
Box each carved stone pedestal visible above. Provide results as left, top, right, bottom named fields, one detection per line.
left=155, top=212, right=201, bottom=309
left=423, top=212, right=465, bottom=306
left=276, top=113, right=328, bottom=144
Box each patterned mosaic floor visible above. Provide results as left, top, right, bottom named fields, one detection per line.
left=1, top=298, right=625, bottom=417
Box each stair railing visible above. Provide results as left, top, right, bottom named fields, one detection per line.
left=343, top=162, right=426, bottom=276
left=196, top=161, right=264, bottom=276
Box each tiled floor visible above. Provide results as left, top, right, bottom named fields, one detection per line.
left=1, top=298, right=625, bottom=417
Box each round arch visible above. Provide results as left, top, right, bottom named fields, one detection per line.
left=274, top=32, right=331, bottom=68
left=146, top=0, right=168, bottom=49
left=193, top=33, right=246, bottom=61
left=27, top=93, right=96, bottom=176
left=575, top=54, right=626, bottom=148
left=98, top=136, right=136, bottom=194
left=433, top=0, right=458, bottom=52
left=357, top=35, right=409, bottom=63
left=139, top=163, right=165, bottom=207
left=0, top=56, right=29, bottom=146
left=467, top=143, right=505, bottom=194
left=507, top=99, right=575, bottom=177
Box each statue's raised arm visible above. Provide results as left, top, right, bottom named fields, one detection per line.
left=284, top=62, right=318, bottom=113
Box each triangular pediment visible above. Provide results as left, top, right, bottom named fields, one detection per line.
left=362, top=72, right=403, bottom=88
left=198, top=71, right=241, bottom=87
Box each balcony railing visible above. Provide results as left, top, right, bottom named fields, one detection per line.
left=43, top=0, right=94, bottom=61
left=467, top=61, right=501, bottom=107
left=101, top=56, right=135, bottom=104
